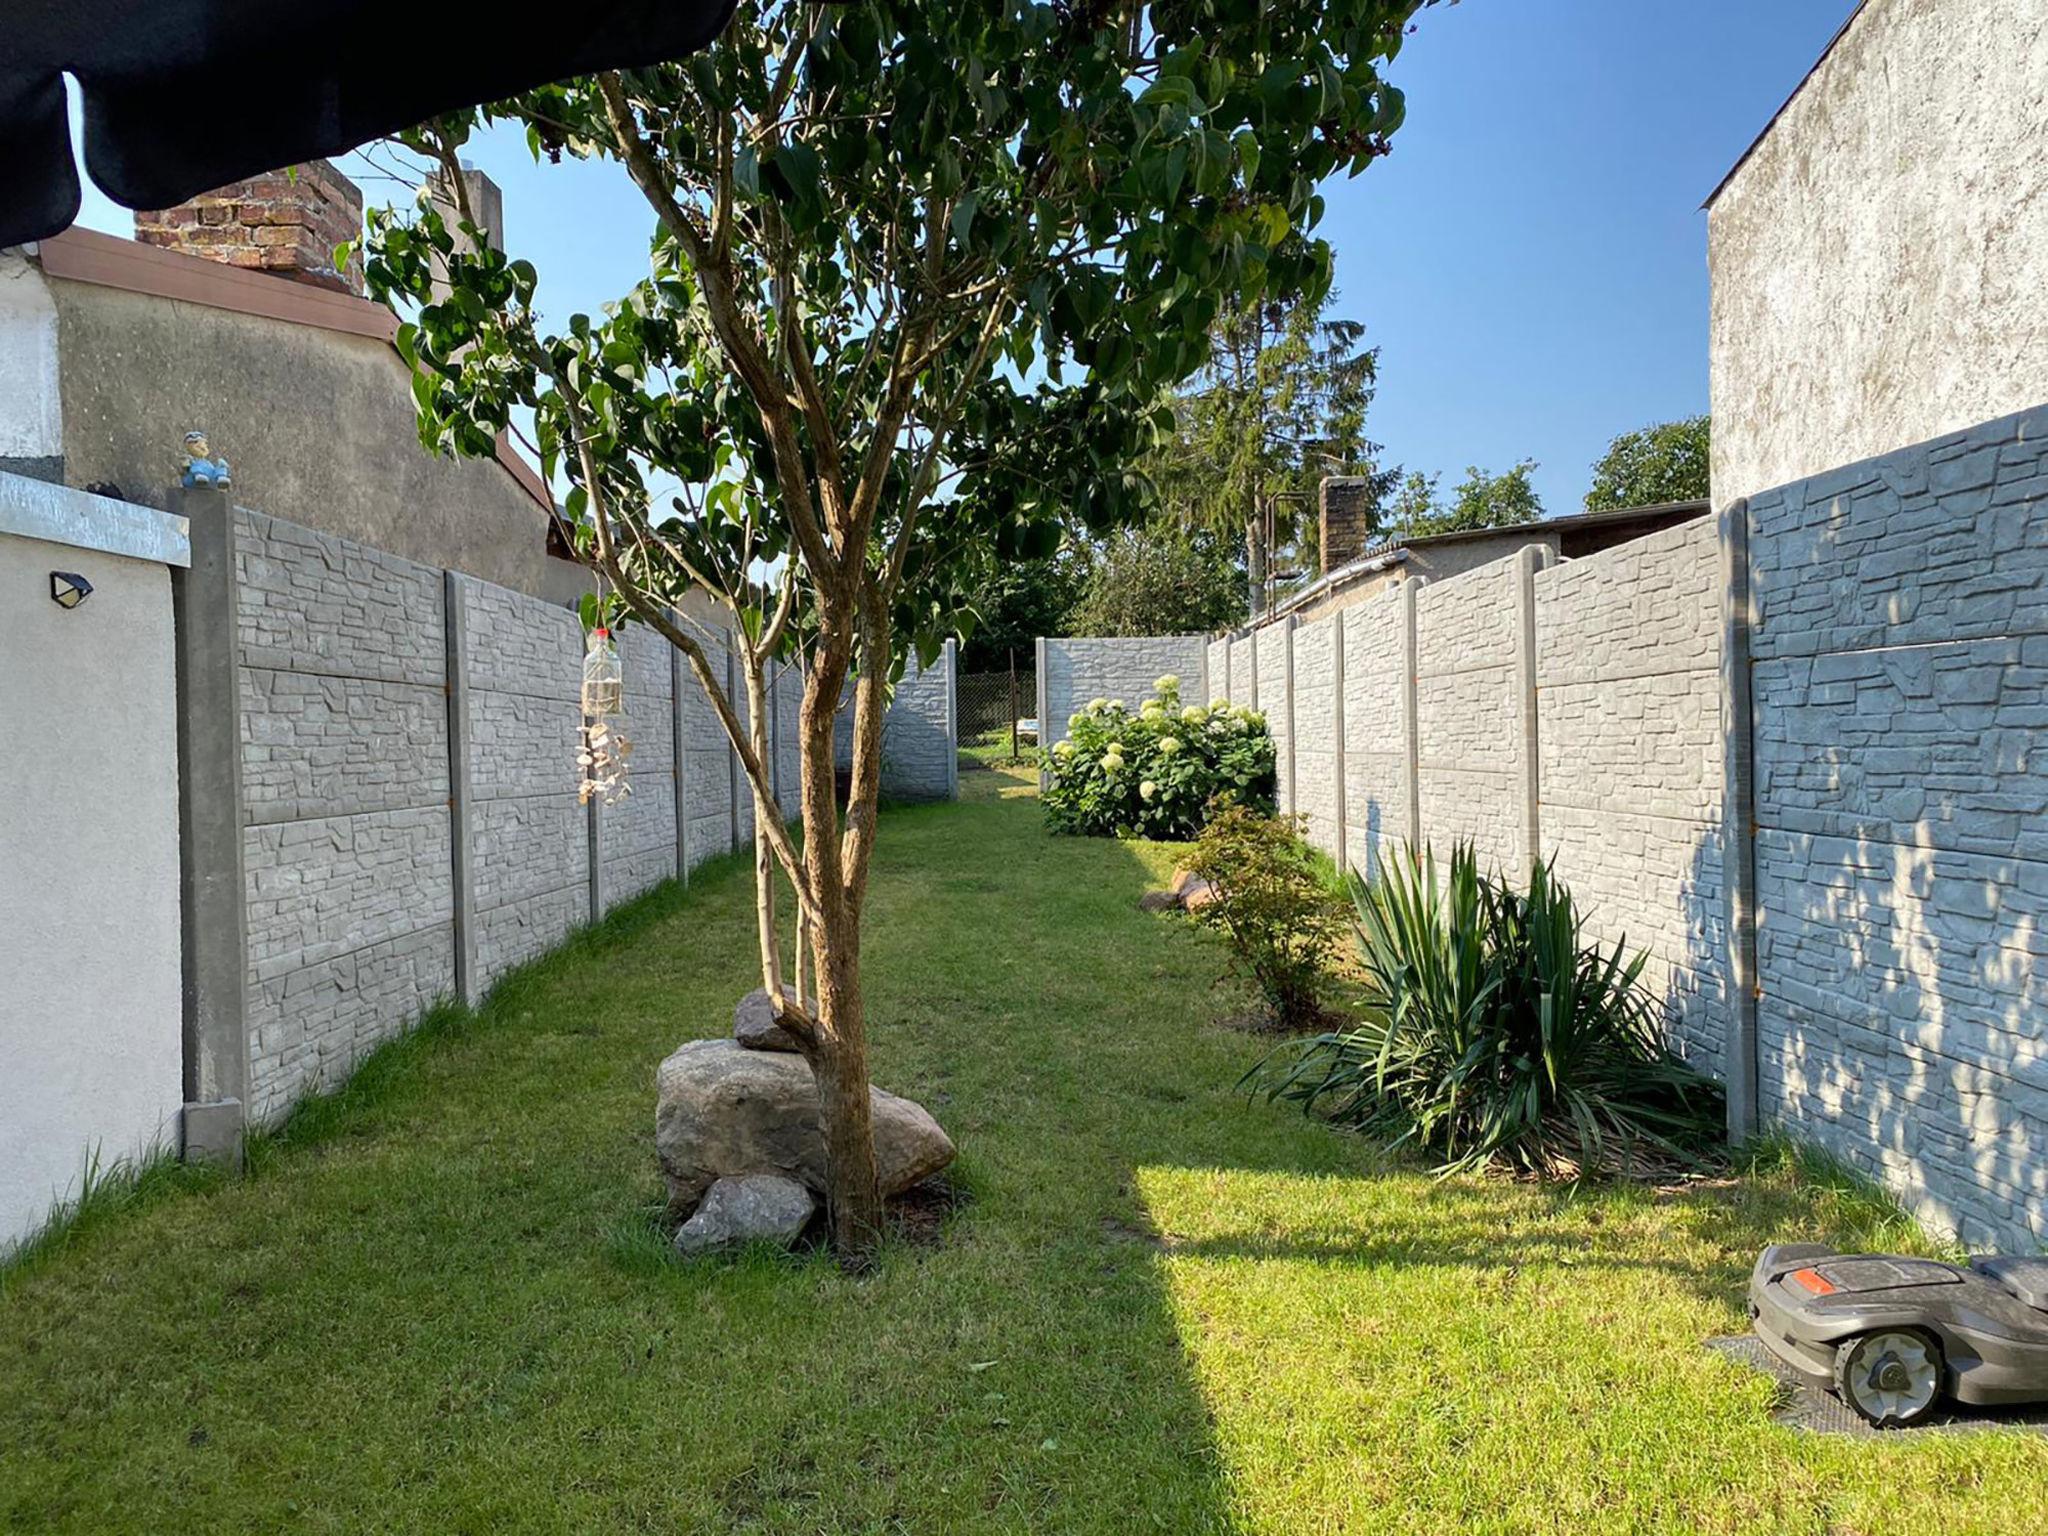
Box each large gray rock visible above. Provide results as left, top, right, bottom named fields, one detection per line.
left=655, top=1038, right=956, bottom=1214
left=673, top=1173, right=816, bottom=1256
left=733, top=988, right=804, bottom=1053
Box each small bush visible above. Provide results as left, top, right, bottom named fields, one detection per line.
left=1249, top=843, right=1725, bottom=1178
left=1042, top=675, right=1275, bottom=840
left=1184, top=805, right=1348, bottom=1031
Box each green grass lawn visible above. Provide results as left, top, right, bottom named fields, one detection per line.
left=4, top=765, right=2044, bottom=1534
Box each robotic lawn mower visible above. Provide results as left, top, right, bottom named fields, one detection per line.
left=1750, top=1244, right=2048, bottom=1428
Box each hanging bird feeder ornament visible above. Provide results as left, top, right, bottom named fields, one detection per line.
left=579, top=626, right=632, bottom=806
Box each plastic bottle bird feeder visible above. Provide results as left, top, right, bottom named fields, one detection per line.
left=578, top=627, right=633, bottom=806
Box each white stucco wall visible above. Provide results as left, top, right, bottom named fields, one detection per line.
left=1708, top=0, right=2048, bottom=505
left=0, top=250, right=62, bottom=467
left=0, top=529, right=184, bottom=1252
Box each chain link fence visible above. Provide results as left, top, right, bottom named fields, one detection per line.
left=957, top=660, right=1036, bottom=770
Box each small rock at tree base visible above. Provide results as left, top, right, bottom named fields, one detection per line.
left=656, top=1038, right=956, bottom=1214
left=1169, top=867, right=1201, bottom=897
left=733, top=988, right=804, bottom=1053
left=1182, top=879, right=1219, bottom=911
left=672, top=1173, right=816, bottom=1256
left=1137, top=889, right=1181, bottom=913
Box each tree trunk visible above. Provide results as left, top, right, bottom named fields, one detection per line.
left=795, top=603, right=885, bottom=1269
left=742, top=653, right=784, bottom=1003
left=1245, top=515, right=1268, bottom=619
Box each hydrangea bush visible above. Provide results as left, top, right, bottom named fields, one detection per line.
left=1043, top=675, right=1277, bottom=839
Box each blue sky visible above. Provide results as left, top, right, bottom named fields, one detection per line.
left=72, top=0, right=1856, bottom=516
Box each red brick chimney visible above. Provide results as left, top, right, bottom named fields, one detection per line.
left=1319, top=475, right=1383, bottom=572
left=135, top=160, right=364, bottom=295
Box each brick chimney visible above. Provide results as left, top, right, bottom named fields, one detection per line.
left=1319, top=476, right=1382, bottom=573
left=135, top=160, right=364, bottom=295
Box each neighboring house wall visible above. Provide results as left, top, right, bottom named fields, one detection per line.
left=0, top=479, right=186, bottom=1252
left=1708, top=0, right=2048, bottom=506
left=1037, top=635, right=1209, bottom=748
left=1744, top=405, right=2048, bottom=1250
left=0, top=251, right=62, bottom=482
left=49, top=276, right=570, bottom=599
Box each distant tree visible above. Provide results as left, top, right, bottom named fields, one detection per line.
left=1147, top=290, right=1385, bottom=615
left=1385, top=468, right=1441, bottom=534
left=1585, top=416, right=1711, bottom=510
left=1069, top=527, right=1247, bottom=639
left=958, top=547, right=1087, bottom=672
left=1406, top=460, right=1543, bottom=536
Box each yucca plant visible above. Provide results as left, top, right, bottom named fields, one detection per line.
left=1248, top=843, right=1725, bottom=1178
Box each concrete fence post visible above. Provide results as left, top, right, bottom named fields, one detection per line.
left=1280, top=615, right=1298, bottom=818
left=1247, top=626, right=1260, bottom=712
left=167, top=485, right=247, bottom=1168
left=1719, top=497, right=1762, bottom=1142
left=1330, top=609, right=1347, bottom=873
left=944, top=638, right=960, bottom=801
left=1400, top=579, right=1422, bottom=850
left=1513, top=545, right=1550, bottom=872
left=443, top=570, right=478, bottom=1008
left=1034, top=636, right=1049, bottom=789
left=671, top=614, right=689, bottom=884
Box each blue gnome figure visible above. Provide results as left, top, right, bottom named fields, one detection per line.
left=180, top=430, right=232, bottom=490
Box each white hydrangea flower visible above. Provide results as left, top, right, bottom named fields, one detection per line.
left=1053, top=740, right=1075, bottom=758
left=1159, top=736, right=1182, bottom=755
left=1181, top=705, right=1208, bottom=725
left=1139, top=780, right=1157, bottom=802
left=1068, top=712, right=1084, bottom=730
left=1109, top=699, right=1126, bottom=712
left=1154, top=674, right=1181, bottom=694
left=1101, top=752, right=1123, bottom=772
left=1088, top=697, right=1108, bottom=711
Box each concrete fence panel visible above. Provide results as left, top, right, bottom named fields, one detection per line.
left=1291, top=613, right=1342, bottom=856
left=1536, top=516, right=1728, bottom=1072
left=235, top=510, right=454, bottom=1124
left=1341, top=584, right=1415, bottom=881
left=1039, top=635, right=1209, bottom=746
left=1206, top=636, right=1231, bottom=705
left=1413, top=554, right=1540, bottom=879
left=1745, top=402, right=2048, bottom=1250
left=600, top=624, right=679, bottom=910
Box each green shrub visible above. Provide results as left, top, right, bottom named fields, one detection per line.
left=1249, top=843, right=1726, bottom=1178
left=1184, top=805, right=1348, bottom=1031
left=1042, top=675, right=1275, bottom=840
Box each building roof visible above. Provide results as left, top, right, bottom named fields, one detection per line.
left=30, top=226, right=551, bottom=513
left=1703, top=1, right=1871, bottom=209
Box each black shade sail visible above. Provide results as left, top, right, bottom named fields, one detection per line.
left=1, top=0, right=739, bottom=248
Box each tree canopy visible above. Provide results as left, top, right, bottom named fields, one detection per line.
left=1585, top=415, right=1711, bottom=511
left=1144, top=288, right=1386, bottom=611
left=1068, top=527, right=1247, bottom=639
left=362, top=0, right=1436, bottom=1263
left=1393, top=460, right=1543, bottom=537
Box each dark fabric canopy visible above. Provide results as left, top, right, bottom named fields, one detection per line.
left=1, top=0, right=738, bottom=248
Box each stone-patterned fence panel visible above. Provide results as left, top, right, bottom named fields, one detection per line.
left=191, top=506, right=955, bottom=1134
left=1290, top=614, right=1341, bottom=852
left=1745, top=403, right=2048, bottom=1249
left=1536, top=517, right=1727, bottom=1073
left=1036, top=634, right=1210, bottom=750
left=1413, top=552, right=1543, bottom=879
left=236, top=510, right=454, bottom=1123
left=1341, top=584, right=1414, bottom=881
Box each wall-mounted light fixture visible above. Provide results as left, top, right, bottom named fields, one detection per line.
left=50, top=571, right=94, bottom=609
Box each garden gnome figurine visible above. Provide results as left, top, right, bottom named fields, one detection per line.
left=179, top=430, right=231, bottom=490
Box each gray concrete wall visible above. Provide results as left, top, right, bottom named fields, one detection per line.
left=1413, top=557, right=1535, bottom=879
left=235, top=510, right=455, bottom=1122
left=1205, top=636, right=1231, bottom=706
left=1, top=496, right=185, bottom=1252
left=1228, top=632, right=1258, bottom=707
left=1745, top=404, right=2048, bottom=1249
left=601, top=626, right=679, bottom=905
left=1341, top=585, right=1414, bottom=882
left=1536, top=517, right=1728, bottom=1073
left=1292, top=614, right=1341, bottom=853
left=1708, top=0, right=2048, bottom=507
left=1039, top=635, right=1209, bottom=746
